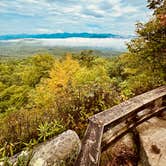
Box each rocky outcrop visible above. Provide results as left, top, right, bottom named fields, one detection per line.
left=29, top=130, right=81, bottom=166
left=0, top=130, right=81, bottom=166
left=137, top=117, right=166, bottom=166
left=101, top=115, right=166, bottom=166
left=1, top=118, right=166, bottom=166
left=101, top=131, right=139, bottom=166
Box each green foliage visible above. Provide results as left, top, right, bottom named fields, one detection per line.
left=0, top=53, right=55, bottom=113
left=147, top=0, right=165, bottom=12
left=125, top=0, right=166, bottom=94
left=16, top=151, right=32, bottom=166
left=73, top=50, right=99, bottom=68
left=38, top=121, right=65, bottom=142
left=37, top=122, right=50, bottom=142
left=0, top=157, right=12, bottom=166
left=23, top=139, right=38, bottom=151
left=0, top=142, right=14, bottom=158
left=0, top=85, right=29, bottom=113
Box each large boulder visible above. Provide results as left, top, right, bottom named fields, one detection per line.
left=29, top=130, right=81, bottom=166
left=0, top=130, right=81, bottom=166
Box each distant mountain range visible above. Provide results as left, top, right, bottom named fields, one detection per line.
left=0, top=33, right=133, bottom=40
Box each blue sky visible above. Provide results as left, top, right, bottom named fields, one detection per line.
left=0, top=0, right=152, bottom=35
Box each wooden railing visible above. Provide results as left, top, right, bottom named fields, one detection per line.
left=75, top=86, right=166, bottom=166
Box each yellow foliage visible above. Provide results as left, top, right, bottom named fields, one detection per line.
left=48, top=54, right=80, bottom=90
left=31, top=55, right=112, bottom=111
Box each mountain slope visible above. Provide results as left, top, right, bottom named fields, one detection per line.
left=0, top=33, right=132, bottom=40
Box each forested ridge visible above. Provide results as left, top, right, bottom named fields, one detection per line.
left=0, top=0, right=165, bottom=160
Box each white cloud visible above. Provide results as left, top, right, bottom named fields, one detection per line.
left=3, top=38, right=129, bottom=50
left=108, top=0, right=122, bottom=6
left=0, top=0, right=152, bottom=35
left=35, top=28, right=63, bottom=33
left=111, top=5, right=138, bottom=17
left=36, top=28, right=52, bottom=33
left=23, top=0, right=39, bottom=3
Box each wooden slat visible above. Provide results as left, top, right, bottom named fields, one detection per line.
left=90, top=86, right=166, bottom=126
left=102, top=106, right=166, bottom=152
left=102, top=106, right=166, bottom=151
left=75, top=121, right=104, bottom=166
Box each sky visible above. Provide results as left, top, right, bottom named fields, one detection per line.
left=0, top=0, right=152, bottom=35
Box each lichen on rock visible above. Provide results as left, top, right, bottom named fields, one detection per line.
left=29, top=130, right=81, bottom=166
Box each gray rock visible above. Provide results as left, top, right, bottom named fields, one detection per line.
left=29, top=130, right=81, bottom=166
left=137, top=117, right=166, bottom=166
left=0, top=130, right=80, bottom=166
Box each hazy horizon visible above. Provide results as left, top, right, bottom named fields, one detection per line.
left=0, top=37, right=129, bottom=51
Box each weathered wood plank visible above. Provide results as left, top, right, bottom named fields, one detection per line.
left=75, top=121, right=104, bottom=166
left=102, top=106, right=166, bottom=152
left=90, top=86, right=166, bottom=126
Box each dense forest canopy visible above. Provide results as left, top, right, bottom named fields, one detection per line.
left=0, top=0, right=165, bottom=160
